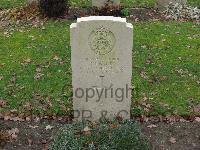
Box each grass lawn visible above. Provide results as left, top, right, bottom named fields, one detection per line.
left=0, top=0, right=156, bottom=9
left=0, top=0, right=199, bottom=9
left=0, top=20, right=199, bottom=117
left=0, top=0, right=25, bottom=9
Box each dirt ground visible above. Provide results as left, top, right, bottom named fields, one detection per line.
left=142, top=122, right=200, bottom=150
left=0, top=119, right=199, bottom=150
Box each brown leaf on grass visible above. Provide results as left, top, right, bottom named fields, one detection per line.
left=11, top=74, right=17, bottom=84
left=142, top=102, right=151, bottom=108
left=21, top=58, right=31, bottom=66
left=145, top=58, right=153, bottom=65
left=140, top=115, right=149, bottom=122
left=36, top=67, right=42, bottom=73
left=0, top=100, right=7, bottom=107
left=3, top=31, right=8, bottom=35
left=141, top=45, right=147, bottom=49
left=160, top=76, right=168, bottom=81
left=53, top=55, right=61, bottom=61
left=0, top=76, right=3, bottom=81
left=159, top=102, right=169, bottom=108
left=144, top=108, right=150, bottom=112
left=23, top=102, right=32, bottom=111
left=34, top=73, right=44, bottom=80
left=10, top=109, right=18, bottom=114
left=140, top=70, right=148, bottom=79
left=193, top=104, right=200, bottom=113
left=169, top=137, right=176, bottom=144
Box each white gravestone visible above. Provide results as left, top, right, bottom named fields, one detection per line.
left=70, top=16, right=133, bottom=121
left=92, top=0, right=120, bottom=8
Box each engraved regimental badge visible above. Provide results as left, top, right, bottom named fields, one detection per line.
left=89, top=27, right=116, bottom=55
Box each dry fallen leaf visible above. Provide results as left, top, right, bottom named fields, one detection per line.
left=21, top=58, right=31, bottom=66
left=25, top=116, right=31, bottom=121
left=36, top=66, right=42, bottom=72
left=0, top=130, right=9, bottom=141
left=169, top=137, right=176, bottom=144
left=179, top=118, right=188, bottom=122
left=45, top=125, right=54, bottom=130
left=0, top=76, right=3, bottom=80
left=83, top=126, right=91, bottom=132
left=53, top=56, right=61, bottom=61
left=140, top=70, right=148, bottom=79
left=193, top=105, right=200, bottom=113
left=147, top=124, right=157, bottom=128
left=34, top=73, right=44, bottom=80
left=28, top=139, right=33, bottom=146
left=12, top=116, right=24, bottom=122
left=194, top=117, right=200, bottom=122
left=8, top=128, right=19, bottom=140
left=4, top=115, right=11, bottom=121
left=111, top=124, right=118, bottom=129
left=28, top=125, right=39, bottom=129
left=144, top=108, right=150, bottom=112
left=41, top=139, right=47, bottom=144
left=0, top=100, right=7, bottom=107
left=83, top=126, right=91, bottom=135
left=141, top=45, right=147, bottom=49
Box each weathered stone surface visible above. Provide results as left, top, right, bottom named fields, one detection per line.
left=92, top=0, right=120, bottom=7
left=70, top=16, right=133, bottom=122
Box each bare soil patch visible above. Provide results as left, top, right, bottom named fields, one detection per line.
left=0, top=119, right=199, bottom=150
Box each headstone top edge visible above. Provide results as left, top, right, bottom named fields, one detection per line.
left=77, top=16, right=127, bottom=23
left=70, top=23, right=77, bottom=29
left=127, top=23, right=133, bottom=29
